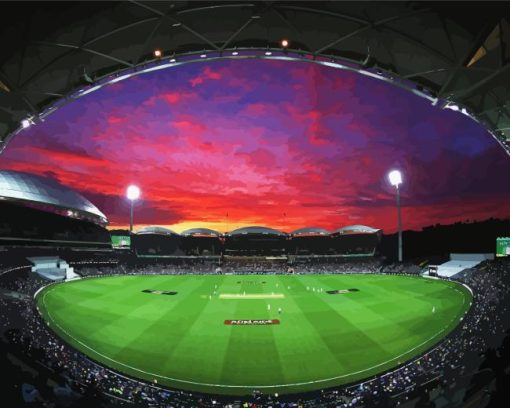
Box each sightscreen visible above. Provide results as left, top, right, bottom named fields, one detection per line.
left=496, top=237, right=510, bottom=257
left=111, top=235, right=131, bottom=248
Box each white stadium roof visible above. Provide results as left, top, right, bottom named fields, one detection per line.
left=333, top=225, right=381, bottom=234
left=0, top=170, right=107, bottom=224
left=291, top=227, right=331, bottom=236
left=136, top=226, right=178, bottom=236
left=227, top=226, right=286, bottom=236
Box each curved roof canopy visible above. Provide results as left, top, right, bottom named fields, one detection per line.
left=291, top=227, right=330, bottom=236
left=227, top=226, right=286, bottom=236
left=181, top=228, right=221, bottom=237
left=0, top=170, right=107, bottom=225
left=0, top=2, right=508, bottom=156
left=136, top=226, right=178, bottom=236
left=333, top=225, right=381, bottom=235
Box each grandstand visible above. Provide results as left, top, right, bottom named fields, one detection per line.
left=181, top=228, right=222, bottom=255
left=330, top=225, right=382, bottom=256
left=0, top=170, right=110, bottom=250
left=290, top=227, right=332, bottom=255
left=131, top=226, right=183, bottom=257
left=224, top=226, right=288, bottom=256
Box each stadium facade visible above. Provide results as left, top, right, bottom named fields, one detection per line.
left=131, top=226, right=183, bottom=256
left=181, top=228, right=222, bottom=255
left=0, top=170, right=110, bottom=249
left=125, top=224, right=382, bottom=257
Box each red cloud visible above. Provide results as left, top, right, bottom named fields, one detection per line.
left=244, top=103, right=267, bottom=116
left=107, top=115, right=126, bottom=124
left=143, top=91, right=196, bottom=107
left=25, top=147, right=110, bottom=168
left=161, top=92, right=181, bottom=104
left=190, top=66, right=222, bottom=87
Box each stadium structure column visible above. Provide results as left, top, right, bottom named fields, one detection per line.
left=126, top=185, right=140, bottom=234
left=388, top=170, right=403, bottom=262
left=396, top=184, right=402, bottom=262
left=130, top=200, right=134, bottom=233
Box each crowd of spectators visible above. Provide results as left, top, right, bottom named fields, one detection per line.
left=0, top=257, right=509, bottom=408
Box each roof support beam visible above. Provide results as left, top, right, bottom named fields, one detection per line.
left=219, top=17, right=254, bottom=51
left=219, top=2, right=276, bottom=51
left=0, top=70, right=38, bottom=114
left=313, top=9, right=430, bottom=56
left=279, top=5, right=369, bottom=25
left=452, top=63, right=510, bottom=100
left=402, top=68, right=447, bottom=79
left=135, top=6, right=174, bottom=64
left=129, top=0, right=220, bottom=51
left=34, top=42, right=134, bottom=68
left=437, top=22, right=495, bottom=98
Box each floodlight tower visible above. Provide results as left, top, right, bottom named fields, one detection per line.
left=126, top=185, right=140, bottom=234
left=388, top=170, right=403, bottom=262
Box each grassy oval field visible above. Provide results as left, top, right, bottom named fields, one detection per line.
left=36, top=274, right=471, bottom=395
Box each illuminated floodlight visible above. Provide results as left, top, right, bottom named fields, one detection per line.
left=200, top=54, right=207, bottom=58
left=281, top=39, right=289, bottom=47
left=265, top=51, right=272, bottom=56
left=126, top=185, right=140, bottom=200
left=388, top=170, right=402, bottom=187
left=21, top=119, right=31, bottom=129
left=231, top=51, right=239, bottom=56
left=153, top=49, right=162, bottom=58
left=170, top=58, right=176, bottom=63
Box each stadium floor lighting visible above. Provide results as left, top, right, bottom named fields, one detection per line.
left=36, top=274, right=471, bottom=396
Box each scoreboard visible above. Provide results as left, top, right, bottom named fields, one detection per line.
left=111, top=235, right=131, bottom=248
left=496, top=237, right=510, bottom=257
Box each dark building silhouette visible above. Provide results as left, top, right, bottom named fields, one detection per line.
left=381, top=218, right=510, bottom=261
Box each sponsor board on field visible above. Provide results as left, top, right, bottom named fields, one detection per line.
left=237, top=281, right=267, bottom=284
left=326, top=288, right=359, bottom=294
left=142, top=289, right=178, bottom=295
left=224, top=319, right=280, bottom=325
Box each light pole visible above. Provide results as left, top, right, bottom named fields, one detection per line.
left=126, top=185, right=140, bottom=234
left=388, top=170, right=403, bottom=262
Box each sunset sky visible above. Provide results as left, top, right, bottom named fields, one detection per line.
left=1, top=59, right=509, bottom=233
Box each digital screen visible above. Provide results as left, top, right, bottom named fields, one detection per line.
left=496, top=237, right=510, bottom=257
left=111, top=235, right=131, bottom=248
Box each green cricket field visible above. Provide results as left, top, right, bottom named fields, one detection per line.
left=36, top=274, right=471, bottom=395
